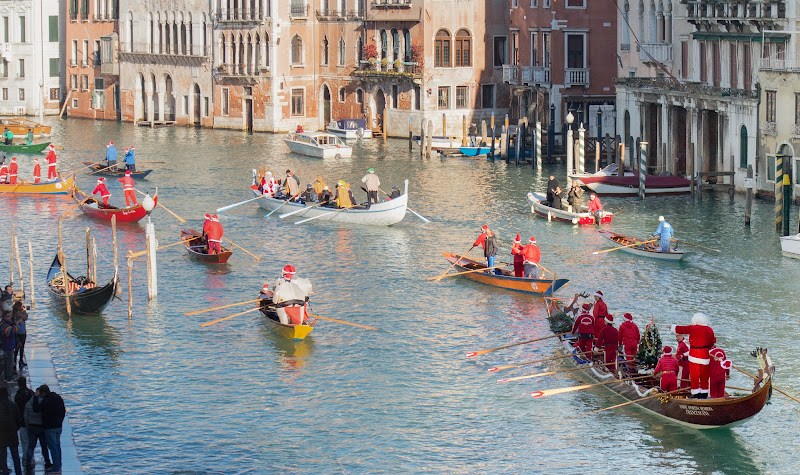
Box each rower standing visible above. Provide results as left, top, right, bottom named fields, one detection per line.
left=3, top=128, right=13, bottom=145
left=618, top=313, right=640, bottom=364
left=510, top=234, right=524, bottom=277
left=587, top=194, right=603, bottom=223
left=708, top=347, right=731, bottom=398
left=106, top=142, right=117, bottom=167
left=25, top=128, right=33, bottom=145
left=92, top=178, right=111, bottom=207
left=118, top=170, right=137, bottom=206
left=206, top=215, right=223, bottom=255
left=0, top=160, right=8, bottom=184
left=45, top=144, right=58, bottom=179
left=596, top=315, right=619, bottom=372
left=8, top=157, right=17, bottom=184
left=671, top=312, right=716, bottom=399
left=473, top=225, right=499, bottom=274
left=284, top=170, right=300, bottom=199
left=675, top=334, right=690, bottom=389
left=520, top=236, right=540, bottom=278
left=334, top=180, right=355, bottom=208
left=272, top=265, right=313, bottom=325
left=32, top=158, right=40, bottom=184
left=652, top=215, right=674, bottom=252
left=361, top=168, right=380, bottom=205
left=570, top=303, right=595, bottom=355
left=123, top=146, right=136, bottom=171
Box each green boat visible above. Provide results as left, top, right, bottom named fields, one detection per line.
left=0, top=142, right=51, bottom=154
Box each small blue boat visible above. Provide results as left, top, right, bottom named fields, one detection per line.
left=458, top=146, right=492, bottom=157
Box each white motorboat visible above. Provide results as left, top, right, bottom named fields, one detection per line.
left=569, top=163, right=633, bottom=181
left=284, top=131, right=353, bottom=159
left=779, top=233, right=800, bottom=259
left=326, top=119, right=372, bottom=139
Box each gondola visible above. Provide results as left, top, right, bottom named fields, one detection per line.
left=543, top=300, right=772, bottom=429
left=71, top=185, right=157, bottom=223
left=598, top=230, right=685, bottom=261
left=180, top=229, right=232, bottom=264
left=441, top=253, right=568, bottom=295
left=46, top=254, right=117, bottom=315
left=82, top=162, right=153, bottom=179
left=258, top=305, right=314, bottom=341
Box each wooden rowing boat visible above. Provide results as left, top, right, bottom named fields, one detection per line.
left=83, top=161, right=153, bottom=179
left=527, top=191, right=613, bottom=225
left=598, top=230, right=685, bottom=261
left=441, top=253, right=568, bottom=295
left=0, top=142, right=51, bottom=153
left=180, top=229, right=232, bottom=264
left=544, top=300, right=772, bottom=429
left=0, top=173, right=73, bottom=194
left=72, top=185, right=158, bottom=223
left=259, top=305, right=314, bottom=340
left=0, top=117, right=51, bottom=136
left=46, top=253, right=117, bottom=315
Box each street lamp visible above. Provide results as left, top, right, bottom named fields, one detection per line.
left=566, top=111, right=575, bottom=187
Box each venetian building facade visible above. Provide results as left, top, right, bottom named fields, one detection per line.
left=117, top=0, right=214, bottom=127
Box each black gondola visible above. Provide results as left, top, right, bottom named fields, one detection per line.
left=46, top=254, right=117, bottom=315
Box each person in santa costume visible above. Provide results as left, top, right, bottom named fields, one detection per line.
left=596, top=315, right=619, bottom=372
left=653, top=345, right=679, bottom=392
left=206, top=215, right=224, bottom=255
left=570, top=303, right=595, bottom=356
left=591, top=291, right=609, bottom=342
left=92, top=178, right=111, bottom=207
left=618, top=313, right=640, bottom=364
left=675, top=333, right=690, bottom=389
left=510, top=234, right=524, bottom=277
left=46, top=144, right=58, bottom=179
left=708, top=347, right=731, bottom=398
left=32, top=157, right=41, bottom=183
left=8, top=156, right=17, bottom=184
left=118, top=169, right=137, bottom=206
left=672, top=313, right=716, bottom=398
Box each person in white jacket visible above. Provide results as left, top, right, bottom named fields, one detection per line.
left=272, top=265, right=313, bottom=325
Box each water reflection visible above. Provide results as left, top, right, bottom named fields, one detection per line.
left=257, top=319, right=315, bottom=373
left=58, top=313, right=121, bottom=364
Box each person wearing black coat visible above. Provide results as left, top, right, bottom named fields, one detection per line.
left=33, top=385, right=65, bottom=474
left=0, top=385, right=23, bottom=474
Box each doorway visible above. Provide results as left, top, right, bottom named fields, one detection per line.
left=322, top=85, right=331, bottom=126
left=245, top=98, right=253, bottom=133
left=193, top=84, right=201, bottom=127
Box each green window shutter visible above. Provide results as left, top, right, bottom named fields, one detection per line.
left=49, top=58, right=58, bottom=77
left=49, top=16, right=58, bottom=42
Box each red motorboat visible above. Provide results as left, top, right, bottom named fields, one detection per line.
left=71, top=186, right=157, bottom=223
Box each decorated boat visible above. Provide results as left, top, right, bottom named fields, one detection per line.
left=573, top=173, right=692, bottom=196
left=46, top=253, right=117, bottom=315
left=598, top=230, right=685, bottom=261
left=441, top=252, right=568, bottom=295
left=71, top=185, right=157, bottom=223
left=252, top=170, right=408, bottom=226
left=0, top=117, right=51, bottom=136
left=180, top=229, right=232, bottom=264
left=526, top=191, right=613, bottom=225
left=779, top=233, right=800, bottom=259
left=284, top=131, right=353, bottom=159
left=0, top=142, right=51, bottom=153
left=259, top=305, right=314, bottom=341
left=82, top=162, right=153, bottom=179
left=542, top=300, right=773, bottom=429
left=326, top=119, right=372, bottom=139
left=0, top=173, right=74, bottom=195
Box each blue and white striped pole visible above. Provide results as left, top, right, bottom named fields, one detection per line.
left=639, top=142, right=648, bottom=199
left=578, top=123, right=585, bottom=174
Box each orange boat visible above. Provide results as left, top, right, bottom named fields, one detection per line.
left=441, top=253, right=568, bottom=295
left=0, top=117, right=51, bottom=136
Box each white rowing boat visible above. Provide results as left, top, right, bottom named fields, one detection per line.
left=526, top=192, right=613, bottom=225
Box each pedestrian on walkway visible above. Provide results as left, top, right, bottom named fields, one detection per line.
left=0, top=385, right=23, bottom=475
left=0, top=312, right=18, bottom=382
left=33, top=385, right=65, bottom=474
left=11, top=302, right=27, bottom=370
left=14, top=377, right=32, bottom=467
left=23, top=388, right=50, bottom=472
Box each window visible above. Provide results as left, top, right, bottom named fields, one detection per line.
left=796, top=93, right=800, bottom=126
left=50, top=88, right=60, bottom=101
left=49, top=15, right=58, bottom=42
left=481, top=84, right=495, bottom=109
left=380, top=29, right=387, bottom=59
left=767, top=155, right=776, bottom=182
left=321, top=36, right=328, bottom=66
left=699, top=43, right=707, bottom=83
left=83, top=40, right=90, bottom=65
left=221, top=88, right=229, bottom=115
left=338, top=87, right=345, bottom=102
left=681, top=41, right=688, bottom=79
left=743, top=44, right=751, bottom=90
left=511, top=31, right=518, bottom=65
left=542, top=32, right=550, bottom=67
left=621, top=2, right=630, bottom=49
left=455, top=29, right=471, bottom=67
left=291, top=35, right=303, bottom=65
left=493, top=36, right=507, bottom=67
left=2, top=17, right=7, bottom=42
left=95, top=40, right=101, bottom=66
left=740, top=125, right=748, bottom=169
left=531, top=0, right=538, bottom=6
left=437, top=86, right=450, bottom=109
left=356, top=88, right=363, bottom=104
left=531, top=33, right=539, bottom=66
left=414, top=84, right=421, bottom=110
left=49, top=58, right=58, bottom=77
left=92, top=79, right=105, bottom=109
left=18, top=59, right=24, bottom=78
left=730, top=43, right=737, bottom=89
left=1, top=60, right=6, bottom=78
left=70, top=74, right=78, bottom=89
left=80, top=74, right=89, bottom=90
left=18, top=89, right=24, bottom=101
left=435, top=30, right=451, bottom=67
left=392, top=85, right=398, bottom=108
left=204, top=97, right=209, bottom=117
left=338, top=37, right=346, bottom=66
left=291, top=88, right=304, bottom=116
left=766, top=90, right=776, bottom=123
left=712, top=42, right=720, bottom=87
left=456, top=86, right=469, bottom=109
left=19, top=16, right=25, bottom=42
left=183, top=95, right=189, bottom=115
left=72, top=40, right=78, bottom=66
left=566, top=0, right=586, bottom=7
left=566, top=34, right=584, bottom=68
left=1, top=89, right=6, bottom=101
left=544, top=0, right=550, bottom=7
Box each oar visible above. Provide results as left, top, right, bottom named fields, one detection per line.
left=200, top=307, right=260, bottom=327
left=216, top=194, right=267, bottom=213
left=426, top=263, right=511, bottom=280
left=497, top=358, right=636, bottom=383
left=265, top=193, right=301, bottom=218
left=670, top=238, right=721, bottom=253
left=732, top=365, right=800, bottom=404
left=279, top=201, right=329, bottom=219
left=488, top=350, right=594, bottom=372
left=377, top=187, right=430, bottom=223
left=308, top=313, right=378, bottom=331
left=466, top=331, right=570, bottom=358
left=221, top=237, right=260, bottom=261
left=536, top=262, right=557, bottom=278
left=70, top=160, right=105, bottom=174
left=568, top=388, right=686, bottom=419
left=61, top=198, right=89, bottom=218
left=530, top=374, right=652, bottom=398
left=294, top=203, right=358, bottom=224
left=135, top=188, right=186, bottom=223
left=184, top=298, right=261, bottom=316
left=592, top=238, right=658, bottom=255
left=136, top=161, right=166, bottom=164
left=87, top=163, right=121, bottom=175
left=52, top=145, right=64, bottom=150
left=433, top=246, right=474, bottom=282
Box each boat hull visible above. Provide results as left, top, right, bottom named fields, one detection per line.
left=82, top=162, right=153, bottom=179
left=0, top=173, right=74, bottom=194
left=458, top=147, right=492, bottom=156
left=73, top=187, right=158, bottom=223
left=527, top=192, right=613, bottom=225
left=0, top=142, right=50, bottom=153
left=46, top=254, right=117, bottom=315
left=598, top=230, right=685, bottom=261
left=260, top=307, right=313, bottom=340
left=779, top=234, right=800, bottom=259
left=0, top=118, right=51, bottom=136
left=284, top=132, right=353, bottom=158
left=442, top=253, right=567, bottom=295
left=576, top=174, right=691, bottom=196
left=180, top=229, right=232, bottom=263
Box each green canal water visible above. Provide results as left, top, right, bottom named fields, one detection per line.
left=0, top=118, right=798, bottom=473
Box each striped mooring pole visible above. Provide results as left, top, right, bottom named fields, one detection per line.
left=639, top=142, right=648, bottom=199
left=578, top=123, right=585, bottom=174
left=775, top=154, right=784, bottom=233
left=535, top=121, right=542, bottom=171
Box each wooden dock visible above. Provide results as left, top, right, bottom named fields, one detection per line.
left=136, top=121, right=176, bottom=128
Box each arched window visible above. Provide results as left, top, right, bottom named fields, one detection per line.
left=455, top=29, right=471, bottom=67
left=392, top=29, right=400, bottom=61
left=740, top=125, right=748, bottom=169
left=264, top=33, right=270, bottom=67
left=622, top=1, right=630, bottom=48
left=356, top=88, right=363, bottom=105
left=380, top=29, right=388, bottom=58
left=356, top=36, right=364, bottom=62
left=338, top=37, right=346, bottom=66
left=338, top=87, right=346, bottom=102
left=148, top=13, right=154, bottom=53
left=404, top=29, right=412, bottom=62
left=291, top=35, right=303, bottom=65
left=435, top=29, right=451, bottom=67
left=127, top=12, right=134, bottom=52
left=221, top=33, right=227, bottom=65
left=321, top=36, right=329, bottom=65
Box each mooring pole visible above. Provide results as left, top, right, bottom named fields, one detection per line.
left=639, top=142, right=648, bottom=199
left=745, top=165, right=753, bottom=227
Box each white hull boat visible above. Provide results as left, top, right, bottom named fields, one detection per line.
left=284, top=131, right=353, bottom=159
left=526, top=192, right=613, bottom=225
left=779, top=234, right=800, bottom=259
left=326, top=119, right=372, bottom=139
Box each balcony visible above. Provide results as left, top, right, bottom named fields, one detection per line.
left=525, top=66, right=550, bottom=85
left=616, top=76, right=759, bottom=99
left=565, top=68, right=590, bottom=88
left=118, top=43, right=212, bottom=67
left=639, top=43, right=672, bottom=64
left=763, top=121, right=777, bottom=135
left=316, top=9, right=364, bottom=21
left=353, top=60, right=421, bottom=82
left=758, top=57, right=800, bottom=71
left=371, top=0, right=413, bottom=8
left=290, top=4, right=310, bottom=19
left=216, top=9, right=265, bottom=23
left=216, top=63, right=263, bottom=84
left=502, top=65, right=520, bottom=85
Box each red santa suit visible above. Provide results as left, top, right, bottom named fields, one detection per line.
left=675, top=337, right=690, bottom=389
left=510, top=234, right=524, bottom=277
left=618, top=313, right=640, bottom=363
left=570, top=304, right=595, bottom=355
left=0, top=163, right=7, bottom=183
left=708, top=347, right=732, bottom=399
left=673, top=314, right=716, bottom=397
left=206, top=215, right=223, bottom=254
left=46, top=146, right=58, bottom=179
left=118, top=171, right=137, bottom=206
left=92, top=178, right=111, bottom=207
left=596, top=316, right=619, bottom=372
left=8, top=157, right=17, bottom=184
left=654, top=346, right=679, bottom=392
left=32, top=158, right=41, bottom=183
left=587, top=195, right=603, bottom=213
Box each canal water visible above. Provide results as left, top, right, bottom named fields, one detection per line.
left=1, top=119, right=798, bottom=473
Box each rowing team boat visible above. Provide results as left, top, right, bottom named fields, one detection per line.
left=526, top=192, right=613, bottom=225
left=598, top=230, right=685, bottom=261
left=0, top=142, right=51, bottom=153
left=82, top=162, right=153, bottom=179
left=71, top=185, right=158, bottom=223
left=0, top=173, right=74, bottom=194
left=441, top=253, right=568, bottom=295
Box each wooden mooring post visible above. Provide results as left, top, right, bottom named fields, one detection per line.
left=408, top=116, right=413, bottom=151
left=745, top=165, right=753, bottom=227
left=27, top=242, right=34, bottom=309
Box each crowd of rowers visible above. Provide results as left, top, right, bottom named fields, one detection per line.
left=543, top=174, right=604, bottom=219
left=256, top=265, right=313, bottom=326
left=255, top=168, right=401, bottom=209
left=0, top=145, right=59, bottom=185
left=472, top=224, right=543, bottom=278
left=563, top=292, right=774, bottom=399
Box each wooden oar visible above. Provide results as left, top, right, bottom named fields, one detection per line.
left=61, top=198, right=89, bottom=218
left=433, top=246, right=474, bottom=282
left=488, top=350, right=593, bottom=372
left=87, top=163, right=122, bottom=175
left=294, top=203, right=358, bottom=224
left=592, top=238, right=658, bottom=255
left=265, top=193, right=301, bottom=218
left=670, top=238, right=721, bottom=253
left=466, top=331, right=570, bottom=358
left=135, top=188, right=187, bottom=223
left=278, top=201, right=329, bottom=219
left=69, top=160, right=105, bottom=174
left=308, top=313, right=378, bottom=331
left=200, top=307, right=260, bottom=327
left=216, top=194, right=267, bottom=213
left=377, top=187, right=430, bottom=223
left=52, top=145, right=64, bottom=150
left=184, top=298, right=261, bottom=316
left=569, top=388, right=686, bottom=419
left=221, top=237, right=260, bottom=261
left=497, top=358, right=636, bottom=383
left=536, top=262, right=556, bottom=278
left=128, top=238, right=194, bottom=259
left=530, top=374, right=652, bottom=398
left=732, top=365, right=800, bottom=404
left=426, top=263, right=511, bottom=280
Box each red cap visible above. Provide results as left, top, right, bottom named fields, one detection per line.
left=96, top=178, right=104, bottom=184
left=125, top=170, right=131, bottom=175
left=204, top=214, right=211, bottom=220
left=590, top=193, right=596, bottom=198
left=283, top=265, right=296, bottom=275
left=262, top=284, right=269, bottom=290
left=10, top=156, right=15, bottom=161
left=211, top=214, right=219, bottom=221
left=109, top=141, right=113, bottom=145
left=605, top=315, right=614, bottom=324
left=514, top=234, right=520, bottom=243
left=529, top=237, right=536, bottom=243
left=581, top=303, right=592, bottom=310
left=481, top=225, right=488, bottom=231
left=594, top=291, right=603, bottom=298
left=623, top=313, right=633, bottom=321
left=663, top=345, right=673, bottom=355
left=130, top=146, right=135, bottom=150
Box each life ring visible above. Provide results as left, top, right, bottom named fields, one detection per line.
left=571, top=217, right=579, bottom=225
left=357, top=127, right=365, bottom=138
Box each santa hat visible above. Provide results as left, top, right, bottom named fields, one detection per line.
left=33, top=157, right=38, bottom=162
left=262, top=284, right=269, bottom=291
left=130, top=146, right=135, bottom=150
left=283, top=264, right=296, bottom=275
left=10, top=156, right=15, bottom=162
left=623, top=313, right=633, bottom=321
left=594, top=291, right=604, bottom=299
left=125, top=170, right=131, bottom=175
left=710, top=347, right=727, bottom=360
left=481, top=224, right=488, bottom=231
left=590, top=193, right=596, bottom=198
left=96, top=178, right=104, bottom=184
left=605, top=315, right=614, bottom=325
left=211, top=214, right=219, bottom=222
left=662, top=345, right=673, bottom=355
left=581, top=303, right=592, bottom=311
left=108, top=142, right=113, bottom=146
left=514, top=234, right=521, bottom=243
left=49, top=144, right=55, bottom=149
left=204, top=214, right=211, bottom=220
left=124, top=147, right=129, bottom=151
left=529, top=236, right=536, bottom=243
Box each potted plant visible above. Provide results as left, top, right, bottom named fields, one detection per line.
left=381, top=57, right=389, bottom=72
left=363, top=43, right=378, bottom=69
left=394, top=59, right=403, bottom=72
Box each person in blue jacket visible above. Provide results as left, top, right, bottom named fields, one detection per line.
left=652, top=215, right=674, bottom=252
left=105, top=142, right=117, bottom=167
left=123, top=146, right=136, bottom=171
